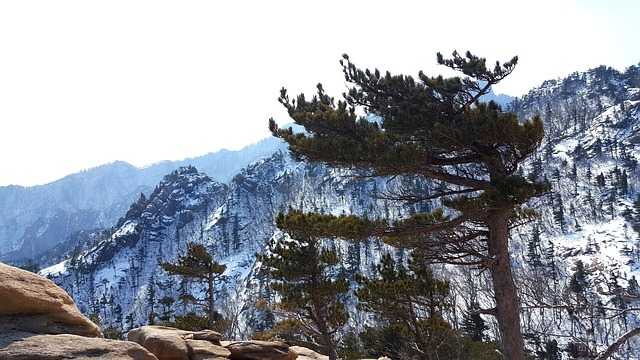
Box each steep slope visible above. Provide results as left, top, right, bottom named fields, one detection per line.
left=507, top=64, right=640, bottom=357
left=42, top=151, right=410, bottom=337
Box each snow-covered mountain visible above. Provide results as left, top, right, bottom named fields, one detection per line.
left=13, top=62, right=640, bottom=357
left=0, top=136, right=284, bottom=262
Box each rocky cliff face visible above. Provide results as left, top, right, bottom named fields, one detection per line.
left=0, top=137, right=284, bottom=263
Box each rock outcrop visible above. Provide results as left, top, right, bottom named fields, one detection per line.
left=0, top=262, right=157, bottom=360
left=225, top=340, right=296, bottom=360
left=0, top=262, right=327, bottom=360
left=128, top=326, right=299, bottom=360
left=289, top=347, right=329, bottom=360
left=0, top=331, right=157, bottom=360
left=0, top=262, right=101, bottom=336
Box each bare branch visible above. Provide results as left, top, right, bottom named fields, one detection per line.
left=594, top=327, right=640, bottom=360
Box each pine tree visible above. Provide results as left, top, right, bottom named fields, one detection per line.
left=569, top=260, right=589, bottom=295
left=158, top=296, right=176, bottom=322
left=269, top=51, right=546, bottom=359
left=355, top=253, right=453, bottom=358
left=461, top=309, right=489, bottom=342
left=553, top=193, right=566, bottom=233
left=146, top=276, right=157, bottom=325
left=159, top=241, right=226, bottom=329
left=526, top=225, right=543, bottom=267
left=256, top=234, right=349, bottom=360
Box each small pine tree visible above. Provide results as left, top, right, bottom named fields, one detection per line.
left=553, top=193, right=566, bottom=233
left=256, top=235, right=349, bottom=360
left=159, top=241, right=226, bottom=329
left=158, top=296, right=176, bottom=322
left=569, top=260, right=589, bottom=296
left=461, top=310, right=489, bottom=342
left=526, top=225, right=543, bottom=267
left=355, top=253, right=452, bottom=358
left=146, top=276, right=156, bottom=325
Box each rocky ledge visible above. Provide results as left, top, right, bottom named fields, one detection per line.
left=0, top=262, right=326, bottom=360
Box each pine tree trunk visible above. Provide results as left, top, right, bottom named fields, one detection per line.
left=322, top=331, right=338, bottom=360
left=208, top=272, right=215, bottom=330
left=317, top=319, right=337, bottom=360
left=486, top=209, right=525, bottom=360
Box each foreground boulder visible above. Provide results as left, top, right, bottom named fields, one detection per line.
left=0, top=262, right=101, bottom=336
left=129, top=326, right=300, bottom=360
left=0, top=262, right=157, bottom=360
left=289, top=347, right=328, bottom=360
left=225, top=340, right=297, bottom=360
left=0, top=331, right=157, bottom=360
left=129, top=325, right=230, bottom=360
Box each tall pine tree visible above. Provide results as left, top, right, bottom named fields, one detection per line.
left=269, top=51, right=547, bottom=359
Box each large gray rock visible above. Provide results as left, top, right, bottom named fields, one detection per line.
left=0, top=262, right=101, bottom=337
left=0, top=331, right=157, bottom=360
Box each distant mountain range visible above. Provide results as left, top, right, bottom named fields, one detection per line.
left=0, top=136, right=284, bottom=261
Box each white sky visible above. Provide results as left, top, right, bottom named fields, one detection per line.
left=1, top=0, right=639, bottom=187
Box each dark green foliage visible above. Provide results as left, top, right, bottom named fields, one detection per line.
left=360, top=323, right=501, bottom=360
left=526, top=225, right=543, bottom=267
left=552, top=193, right=565, bottom=233
left=102, top=326, right=124, bottom=340
left=525, top=335, right=561, bottom=360
left=359, top=323, right=414, bottom=359
left=569, top=260, right=589, bottom=295
left=159, top=241, right=226, bottom=329
left=337, top=331, right=367, bottom=360
left=595, top=172, right=606, bottom=187
left=632, top=194, right=640, bottom=236
left=158, top=296, right=176, bottom=322
left=159, top=242, right=226, bottom=279
left=269, top=51, right=547, bottom=359
left=146, top=276, right=156, bottom=325
left=256, top=236, right=349, bottom=360
left=14, top=258, right=40, bottom=273
left=461, top=311, right=489, bottom=342
left=540, top=339, right=561, bottom=360
left=171, top=312, right=209, bottom=331
left=355, top=253, right=452, bottom=358
left=629, top=276, right=639, bottom=296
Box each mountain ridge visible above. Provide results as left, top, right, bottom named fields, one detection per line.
left=0, top=136, right=285, bottom=261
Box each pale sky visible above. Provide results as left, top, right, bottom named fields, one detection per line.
left=1, top=0, right=639, bottom=187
